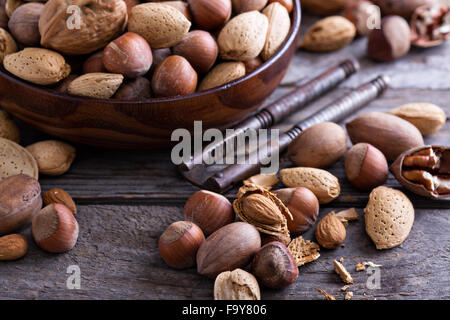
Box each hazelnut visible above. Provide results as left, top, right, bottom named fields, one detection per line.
left=32, top=204, right=79, bottom=253
left=149, top=48, right=172, bottom=75
left=158, top=221, right=205, bottom=269
left=172, top=30, right=218, bottom=74
left=288, top=122, right=347, bottom=168
left=83, top=52, right=107, bottom=74
left=183, top=190, right=235, bottom=236
left=273, top=187, right=320, bottom=235
left=243, top=57, right=263, bottom=74
left=232, top=0, right=268, bottom=13
left=103, top=32, right=153, bottom=78
left=114, top=77, right=152, bottom=100
left=251, top=241, right=298, bottom=289
left=42, top=188, right=77, bottom=215
left=367, top=15, right=411, bottom=62
left=345, top=143, right=388, bottom=191
left=344, top=0, right=381, bottom=36
left=268, top=0, right=293, bottom=13
left=188, top=0, right=232, bottom=30
left=315, top=212, right=346, bottom=249
left=151, top=55, right=198, bottom=97
left=8, top=2, right=44, bottom=46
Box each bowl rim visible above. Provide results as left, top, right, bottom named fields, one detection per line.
left=0, top=0, right=302, bottom=105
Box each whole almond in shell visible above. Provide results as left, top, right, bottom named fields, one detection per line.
left=26, top=140, right=76, bottom=176
left=68, top=73, right=124, bottom=99
left=300, top=16, right=356, bottom=52
left=214, top=268, right=261, bottom=300
left=301, top=0, right=352, bottom=16
left=0, top=174, right=42, bottom=235
left=0, top=27, right=17, bottom=65
left=364, top=186, right=414, bottom=250
left=0, top=137, right=38, bottom=180
left=129, top=3, right=191, bottom=49
left=0, top=110, right=20, bottom=143
left=4, top=48, right=71, bottom=85
left=39, top=0, right=128, bottom=55
left=388, top=103, right=446, bottom=136
left=199, top=61, right=245, bottom=91
left=0, top=234, right=28, bottom=261
left=280, top=167, right=340, bottom=204
left=218, top=10, right=269, bottom=61
left=42, top=188, right=77, bottom=215
left=346, top=112, right=424, bottom=161
left=196, top=222, right=261, bottom=278
left=261, top=2, right=291, bottom=61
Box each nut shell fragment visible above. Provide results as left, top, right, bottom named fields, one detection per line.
left=333, top=260, right=353, bottom=284
left=214, top=268, right=261, bottom=300
left=287, top=236, right=320, bottom=267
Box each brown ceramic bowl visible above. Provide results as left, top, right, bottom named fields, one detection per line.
left=0, top=1, right=302, bottom=149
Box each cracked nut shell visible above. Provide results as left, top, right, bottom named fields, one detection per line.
left=214, top=268, right=261, bottom=300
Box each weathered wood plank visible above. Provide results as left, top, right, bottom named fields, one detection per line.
left=0, top=205, right=448, bottom=300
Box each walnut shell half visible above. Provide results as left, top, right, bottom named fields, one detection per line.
left=39, top=0, right=128, bottom=55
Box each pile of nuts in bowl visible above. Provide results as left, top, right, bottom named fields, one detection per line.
left=0, top=0, right=293, bottom=100
left=158, top=102, right=448, bottom=300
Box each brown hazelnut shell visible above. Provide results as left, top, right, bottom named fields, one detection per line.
left=390, top=145, right=449, bottom=198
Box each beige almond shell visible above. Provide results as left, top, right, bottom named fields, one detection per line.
left=0, top=234, right=28, bottom=261
left=388, top=103, right=447, bottom=136
left=0, top=27, right=18, bottom=65
left=199, top=62, right=245, bottom=91
left=300, top=16, right=356, bottom=52
left=0, top=137, right=38, bottom=180
left=3, top=48, right=71, bottom=85
left=364, top=186, right=414, bottom=250
left=129, top=3, right=191, bottom=49
left=287, top=236, right=320, bottom=267
left=39, top=0, right=128, bottom=55
left=280, top=167, right=340, bottom=204
left=261, top=2, right=291, bottom=61
left=233, top=184, right=293, bottom=237
left=67, top=73, right=124, bottom=99
left=26, top=140, right=75, bottom=176
left=214, top=268, right=261, bottom=300
left=218, top=10, right=269, bottom=61
left=0, top=110, right=20, bottom=143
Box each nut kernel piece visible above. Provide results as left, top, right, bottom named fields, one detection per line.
left=317, top=288, right=336, bottom=300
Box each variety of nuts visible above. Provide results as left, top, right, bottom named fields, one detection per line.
left=188, top=0, right=232, bottom=31
left=158, top=221, right=205, bottom=269
left=345, top=143, right=388, bottom=191
left=300, top=16, right=356, bottom=52
left=315, top=212, right=346, bottom=249
left=364, top=186, right=415, bottom=250
left=343, top=0, right=381, bottom=36
left=390, top=145, right=450, bottom=198
left=8, top=2, right=43, bottom=46
left=42, top=188, right=77, bottom=215
left=251, top=241, right=298, bottom=289
left=0, top=234, right=28, bottom=261
left=31, top=203, right=79, bottom=253
left=0, top=174, right=41, bottom=235
left=280, top=167, right=341, bottom=204
left=0, top=110, right=20, bottom=143
left=196, top=222, right=261, bottom=278
left=388, top=103, right=447, bottom=136
left=287, top=236, right=320, bottom=267
left=183, top=190, right=234, bottom=236
left=214, top=268, right=261, bottom=300
left=411, top=4, right=450, bottom=48
left=288, top=122, right=347, bottom=168
left=198, top=61, right=246, bottom=91
left=262, top=2, right=291, bottom=61
left=273, top=187, right=319, bottom=235
left=26, top=140, right=76, bottom=176
left=367, top=15, right=411, bottom=62
left=346, top=112, right=424, bottom=161
left=0, top=137, right=38, bottom=180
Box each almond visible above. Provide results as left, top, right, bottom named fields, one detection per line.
left=129, top=3, right=191, bottom=49
left=0, top=110, right=20, bottom=143
left=300, top=16, right=356, bottom=52
left=346, top=112, right=424, bottom=161
left=198, top=61, right=245, bottom=91
left=280, top=167, right=340, bottom=204
left=0, top=234, right=28, bottom=261
left=364, top=186, right=415, bottom=250
left=42, top=188, right=77, bottom=215
left=218, top=10, right=269, bottom=61
left=4, top=48, right=71, bottom=85
left=261, top=2, right=291, bottom=61
left=0, top=27, right=17, bottom=65
left=388, top=103, right=447, bottom=136
left=67, top=73, right=124, bottom=99
left=26, top=140, right=76, bottom=176
left=0, top=137, right=38, bottom=180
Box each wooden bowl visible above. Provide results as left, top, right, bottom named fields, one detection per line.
left=0, top=1, right=302, bottom=149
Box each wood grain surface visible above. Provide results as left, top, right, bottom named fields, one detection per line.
left=0, top=13, right=449, bottom=300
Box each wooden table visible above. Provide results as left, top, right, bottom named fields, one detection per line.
left=1, top=14, right=449, bottom=300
